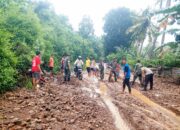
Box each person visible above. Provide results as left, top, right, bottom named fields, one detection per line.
left=60, top=55, right=65, bottom=73
left=31, top=51, right=42, bottom=90
left=122, top=58, right=131, bottom=94
left=86, top=57, right=91, bottom=77
left=49, top=54, right=54, bottom=78
left=109, top=58, right=118, bottom=82
left=116, top=63, right=121, bottom=79
left=141, top=67, right=154, bottom=91
left=132, top=60, right=142, bottom=86
left=91, top=58, right=96, bottom=76
left=74, top=56, right=84, bottom=73
left=64, top=54, right=71, bottom=82
left=99, top=60, right=105, bottom=80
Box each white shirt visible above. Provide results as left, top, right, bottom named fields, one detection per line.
left=141, top=67, right=153, bottom=75
left=74, top=59, right=84, bottom=67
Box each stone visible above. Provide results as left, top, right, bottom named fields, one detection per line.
left=12, top=118, right=22, bottom=125
left=13, top=107, right=20, bottom=111
left=36, top=124, right=43, bottom=130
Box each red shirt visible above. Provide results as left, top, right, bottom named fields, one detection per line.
left=31, top=56, right=41, bottom=72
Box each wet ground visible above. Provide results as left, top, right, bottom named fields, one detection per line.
left=0, top=74, right=180, bottom=130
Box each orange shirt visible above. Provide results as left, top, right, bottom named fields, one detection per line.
left=49, top=57, right=54, bottom=67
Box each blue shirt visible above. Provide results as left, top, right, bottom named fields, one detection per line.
left=124, top=63, right=131, bottom=79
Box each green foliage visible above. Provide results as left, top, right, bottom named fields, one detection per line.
left=106, top=47, right=137, bottom=67
left=0, top=0, right=103, bottom=93
left=79, top=15, right=94, bottom=38
left=103, top=7, right=133, bottom=55
left=156, top=4, right=180, bottom=16
left=0, top=31, right=17, bottom=93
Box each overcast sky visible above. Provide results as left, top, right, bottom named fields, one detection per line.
left=49, top=0, right=155, bottom=36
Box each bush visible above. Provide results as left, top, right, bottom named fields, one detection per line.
left=0, top=37, right=17, bottom=93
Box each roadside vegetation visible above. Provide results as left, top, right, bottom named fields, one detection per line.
left=0, top=0, right=179, bottom=93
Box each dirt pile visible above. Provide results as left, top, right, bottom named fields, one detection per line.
left=0, top=77, right=116, bottom=130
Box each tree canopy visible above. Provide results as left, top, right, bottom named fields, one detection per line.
left=0, top=0, right=103, bottom=92
left=103, top=7, right=133, bottom=55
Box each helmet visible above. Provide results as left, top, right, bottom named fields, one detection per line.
left=78, top=56, right=82, bottom=59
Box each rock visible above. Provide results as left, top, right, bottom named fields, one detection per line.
left=3, top=120, right=10, bottom=125
left=8, top=97, right=14, bottom=100
left=26, top=118, right=31, bottom=122
left=13, top=107, right=20, bottom=111
left=35, top=118, right=42, bottom=123
left=9, top=116, right=14, bottom=119
left=29, top=110, right=34, bottom=114
left=67, top=119, right=75, bottom=124
left=17, top=100, right=23, bottom=104
left=50, top=118, right=56, bottom=122
left=28, top=102, right=35, bottom=106
left=36, top=124, right=43, bottom=130
left=24, top=96, right=29, bottom=99
left=14, top=126, right=23, bottom=130
left=12, top=118, right=22, bottom=125
left=21, top=121, right=27, bottom=127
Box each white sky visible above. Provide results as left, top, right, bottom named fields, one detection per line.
left=49, top=0, right=155, bottom=36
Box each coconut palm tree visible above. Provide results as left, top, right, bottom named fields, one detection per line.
left=127, top=9, right=159, bottom=57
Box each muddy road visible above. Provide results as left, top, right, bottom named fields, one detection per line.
left=0, top=74, right=180, bottom=130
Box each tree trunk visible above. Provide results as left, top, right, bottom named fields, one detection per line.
left=139, top=42, right=143, bottom=55
left=160, top=0, right=163, bottom=9
left=160, top=26, right=166, bottom=51
left=160, top=0, right=171, bottom=52
left=149, top=36, right=158, bottom=58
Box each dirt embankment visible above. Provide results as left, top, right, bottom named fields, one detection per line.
left=0, top=77, right=116, bottom=130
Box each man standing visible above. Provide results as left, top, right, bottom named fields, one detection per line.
left=74, top=56, right=84, bottom=69
left=64, top=54, right=71, bottom=82
left=49, top=54, right=54, bottom=78
left=31, top=51, right=42, bottom=90
left=141, top=67, right=154, bottom=91
left=132, top=60, right=142, bottom=86
left=109, top=58, right=118, bottom=82
left=60, top=55, right=65, bottom=73
left=99, top=60, right=105, bottom=80
left=122, top=58, right=131, bottom=94
left=74, top=56, right=84, bottom=78
left=86, top=57, right=91, bottom=77
left=90, top=58, right=96, bottom=76
left=116, top=63, right=121, bottom=79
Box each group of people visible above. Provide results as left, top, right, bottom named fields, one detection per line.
left=31, top=51, right=154, bottom=93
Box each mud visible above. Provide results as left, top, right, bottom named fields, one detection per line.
left=0, top=76, right=116, bottom=130
left=0, top=74, right=180, bottom=130
left=104, top=78, right=180, bottom=130
left=138, top=76, right=180, bottom=116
